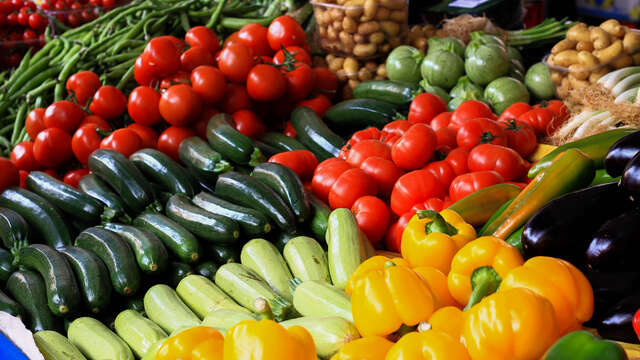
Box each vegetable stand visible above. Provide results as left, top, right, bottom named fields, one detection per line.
left=2, top=1, right=640, bottom=359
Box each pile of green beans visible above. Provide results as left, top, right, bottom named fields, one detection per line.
left=0, top=0, right=294, bottom=155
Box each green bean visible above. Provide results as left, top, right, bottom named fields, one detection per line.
left=116, top=64, right=135, bottom=90
left=11, top=103, right=27, bottom=145
left=6, top=56, right=51, bottom=96
left=99, top=51, right=143, bottom=64
left=180, top=12, right=191, bottom=32
left=104, top=3, right=154, bottom=33
left=110, top=15, right=154, bottom=55
left=26, top=79, right=58, bottom=98
left=50, top=36, right=71, bottom=65
left=206, top=0, right=227, bottom=28
left=34, top=96, right=45, bottom=109
left=220, top=15, right=277, bottom=29
left=0, top=136, right=11, bottom=155
left=54, top=47, right=84, bottom=102
left=0, top=124, right=12, bottom=136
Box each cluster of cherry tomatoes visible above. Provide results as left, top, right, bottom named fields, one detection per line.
left=40, top=0, right=116, bottom=27
left=0, top=0, right=49, bottom=68
left=305, top=95, right=569, bottom=252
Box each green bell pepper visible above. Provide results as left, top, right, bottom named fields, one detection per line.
left=545, top=330, right=627, bottom=360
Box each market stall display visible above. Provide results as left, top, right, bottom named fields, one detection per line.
left=1, top=1, right=640, bottom=359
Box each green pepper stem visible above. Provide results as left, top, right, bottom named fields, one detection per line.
left=464, top=266, right=501, bottom=311
left=417, top=210, right=458, bottom=236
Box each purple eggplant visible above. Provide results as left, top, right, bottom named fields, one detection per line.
left=596, top=294, right=640, bottom=344
left=586, top=210, right=640, bottom=272
left=605, top=130, right=640, bottom=177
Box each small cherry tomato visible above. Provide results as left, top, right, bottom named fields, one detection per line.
left=141, top=36, right=182, bottom=78
left=296, top=94, right=332, bottom=117
left=79, top=115, right=110, bottom=130
left=267, top=15, right=306, bottom=51
left=100, top=128, right=142, bottom=157
left=237, top=23, right=272, bottom=56
left=44, top=100, right=84, bottom=133
left=159, top=84, right=202, bottom=126
left=72, top=123, right=104, bottom=165
left=284, top=63, right=313, bottom=102
left=185, top=26, right=220, bottom=54
left=232, top=109, right=265, bottom=139
left=63, top=168, right=90, bottom=188
left=127, top=123, right=158, bottom=149
left=66, top=70, right=101, bottom=106
left=272, top=45, right=311, bottom=66
left=157, top=126, right=195, bottom=161
left=268, top=150, right=318, bottom=181
left=218, top=43, right=254, bottom=83
left=0, top=158, right=19, bottom=192
left=221, top=83, right=252, bottom=113
left=10, top=141, right=41, bottom=171
left=25, top=107, right=46, bottom=139
left=311, top=67, right=338, bottom=99
left=190, top=65, right=227, bottom=105
left=180, top=47, right=215, bottom=72
left=246, top=64, right=286, bottom=101
left=89, top=85, right=127, bottom=120
left=128, top=86, right=162, bottom=126
left=33, top=128, right=73, bottom=168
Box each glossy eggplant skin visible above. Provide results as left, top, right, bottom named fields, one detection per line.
left=621, top=151, right=640, bottom=198
left=596, top=294, right=640, bottom=344
left=605, top=130, right=640, bottom=178
left=586, top=210, right=640, bottom=272
left=584, top=271, right=640, bottom=328
left=522, top=182, right=633, bottom=265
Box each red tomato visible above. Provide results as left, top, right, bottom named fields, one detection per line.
left=284, top=121, right=296, bottom=138
left=66, top=71, right=100, bottom=106
left=159, top=72, right=191, bottom=91
left=408, top=93, right=447, bottom=124
left=44, top=100, right=84, bottom=133
left=518, top=107, right=557, bottom=136
left=450, top=100, right=496, bottom=130
left=445, top=148, right=469, bottom=176
left=267, top=15, right=306, bottom=51
left=237, top=23, right=272, bottom=56
left=273, top=45, right=311, bottom=66
left=0, top=158, right=19, bottom=192
left=25, top=107, right=46, bottom=139
left=63, top=168, right=90, bottom=188
left=500, top=119, right=537, bottom=157
left=246, top=64, right=286, bottom=101
left=284, top=63, right=313, bottom=102
left=498, top=102, right=531, bottom=122
left=100, top=128, right=142, bottom=157
left=346, top=139, right=391, bottom=168
left=28, top=12, right=47, bottom=31
left=10, top=141, right=40, bottom=171
left=222, top=31, right=241, bottom=48
left=191, top=66, right=227, bottom=105
left=467, top=144, right=528, bottom=181
left=311, top=67, right=338, bottom=99
left=72, top=123, right=104, bottom=164
left=423, top=160, right=456, bottom=189
left=159, top=84, right=202, bottom=126
left=79, top=115, right=110, bottom=130
left=180, top=47, right=215, bottom=72
left=390, top=170, right=445, bottom=216
left=18, top=170, right=29, bottom=189
left=185, top=26, right=220, bottom=54
left=429, top=111, right=452, bottom=131
left=232, top=109, right=265, bottom=139
left=141, top=37, right=182, bottom=78
left=535, top=99, right=569, bottom=128
left=297, top=94, right=331, bottom=117
left=435, top=127, right=457, bottom=148
left=385, top=211, right=414, bottom=252
left=33, top=128, right=73, bottom=168
left=449, top=170, right=504, bottom=202
left=311, top=158, right=352, bottom=203
left=414, top=197, right=445, bottom=213
left=268, top=150, right=318, bottom=181
left=456, top=118, right=507, bottom=150
left=128, top=86, right=161, bottom=126
left=127, top=123, right=157, bottom=149
left=360, top=156, right=404, bottom=198
left=381, top=120, right=411, bottom=140
left=218, top=43, right=254, bottom=83
left=329, top=168, right=377, bottom=209
left=157, top=126, right=195, bottom=161
left=391, top=123, right=437, bottom=170
left=193, top=107, right=219, bottom=139
left=220, top=83, right=252, bottom=113
left=352, top=195, right=389, bottom=245
left=134, top=56, right=157, bottom=86
left=89, top=86, right=127, bottom=120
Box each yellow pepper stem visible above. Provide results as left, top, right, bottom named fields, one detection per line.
left=464, top=266, right=502, bottom=311
left=417, top=210, right=458, bottom=236
left=254, top=298, right=275, bottom=320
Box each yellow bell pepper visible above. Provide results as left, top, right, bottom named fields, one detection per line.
left=348, top=256, right=437, bottom=337
left=447, top=236, right=523, bottom=309
left=329, top=336, right=394, bottom=360
left=462, top=288, right=559, bottom=360
left=401, top=209, right=476, bottom=274
left=156, top=326, right=223, bottom=360
left=413, top=266, right=459, bottom=308
left=224, top=319, right=316, bottom=360
left=385, top=329, right=470, bottom=360
left=424, top=306, right=464, bottom=342
left=499, top=256, right=594, bottom=335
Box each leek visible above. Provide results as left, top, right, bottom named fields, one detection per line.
left=599, top=67, right=640, bottom=90
left=611, top=73, right=640, bottom=97
left=615, top=87, right=640, bottom=104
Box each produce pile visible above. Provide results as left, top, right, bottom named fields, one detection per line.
left=1, top=3, right=640, bottom=360
left=0, top=0, right=49, bottom=69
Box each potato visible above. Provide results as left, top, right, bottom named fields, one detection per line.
left=590, top=27, right=612, bottom=50
left=554, top=50, right=579, bottom=67
left=390, top=10, right=407, bottom=22
left=567, top=23, right=590, bottom=42
left=593, top=40, right=623, bottom=64
left=343, top=16, right=357, bottom=33
left=600, top=19, right=625, bottom=38
left=369, top=31, right=385, bottom=44
left=551, top=71, right=564, bottom=85
left=568, top=64, right=589, bottom=80
left=357, top=21, right=380, bottom=35
left=568, top=75, right=589, bottom=89
left=354, top=43, right=377, bottom=57
left=552, top=39, right=577, bottom=54
left=343, top=57, right=359, bottom=74
left=576, top=41, right=594, bottom=52
left=380, top=21, right=400, bottom=36
left=589, top=67, right=609, bottom=83
left=623, top=31, right=640, bottom=53
left=363, top=0, right=377, bottom=19
left=357, top=68, right=373, bottom=81
left=578, top=51, right=599, bottom=67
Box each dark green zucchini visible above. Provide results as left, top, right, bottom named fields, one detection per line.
left=0, top=207, right=29, bottom=251
left=126, top=297, right=145, bottom=314
left=352, top=80, right=421, bottom=105
left=206, top=113, right=264, bottom=166
left=192, top=191, right=272, bottom=237
left=271, top=229, right=305, bottom=253
left=0, top=187, right=71, bottom=249
left=88, top=149, right=158, bottom=214
left=178, top=137, right=232, bottom=182
left=259, top=132, right=307, bottom=152
left=58, top=246, right=112, bottom=314
left=133, top=213, right=200, bottom=263
left=251, top=162, right=310, bottom=223
left=215, top=171, right=296, bottom=232
left=25, top=171, right=106, bottom=223
left=165, top=194, right=240, bottom=244
left=102, top=223, right=169, bottom=274
left=75, top=227, right=141, bottom=296
left=290, top=106, right=345, bottom=161
left=324, top=98, right=399, bottom=130
left=0, top=248, right=16, bottom=284
left=307, top=191, right=330, bottom=245
left=0, top=288, right=22, bottom=318
left=18, top=244, right=81, bottom=316
left=78, top=174, right=131, bottom=224
left=206, top=243, right=240, bottom=265
left=195, top=261, right=218, bottom=281
left=130, top=149, right=196, bottom=197
left=254, top=140, right=282, bottom=158
left=6, top=270, right=61, bottom=332
left=168, top=262, right=193, bottom=288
